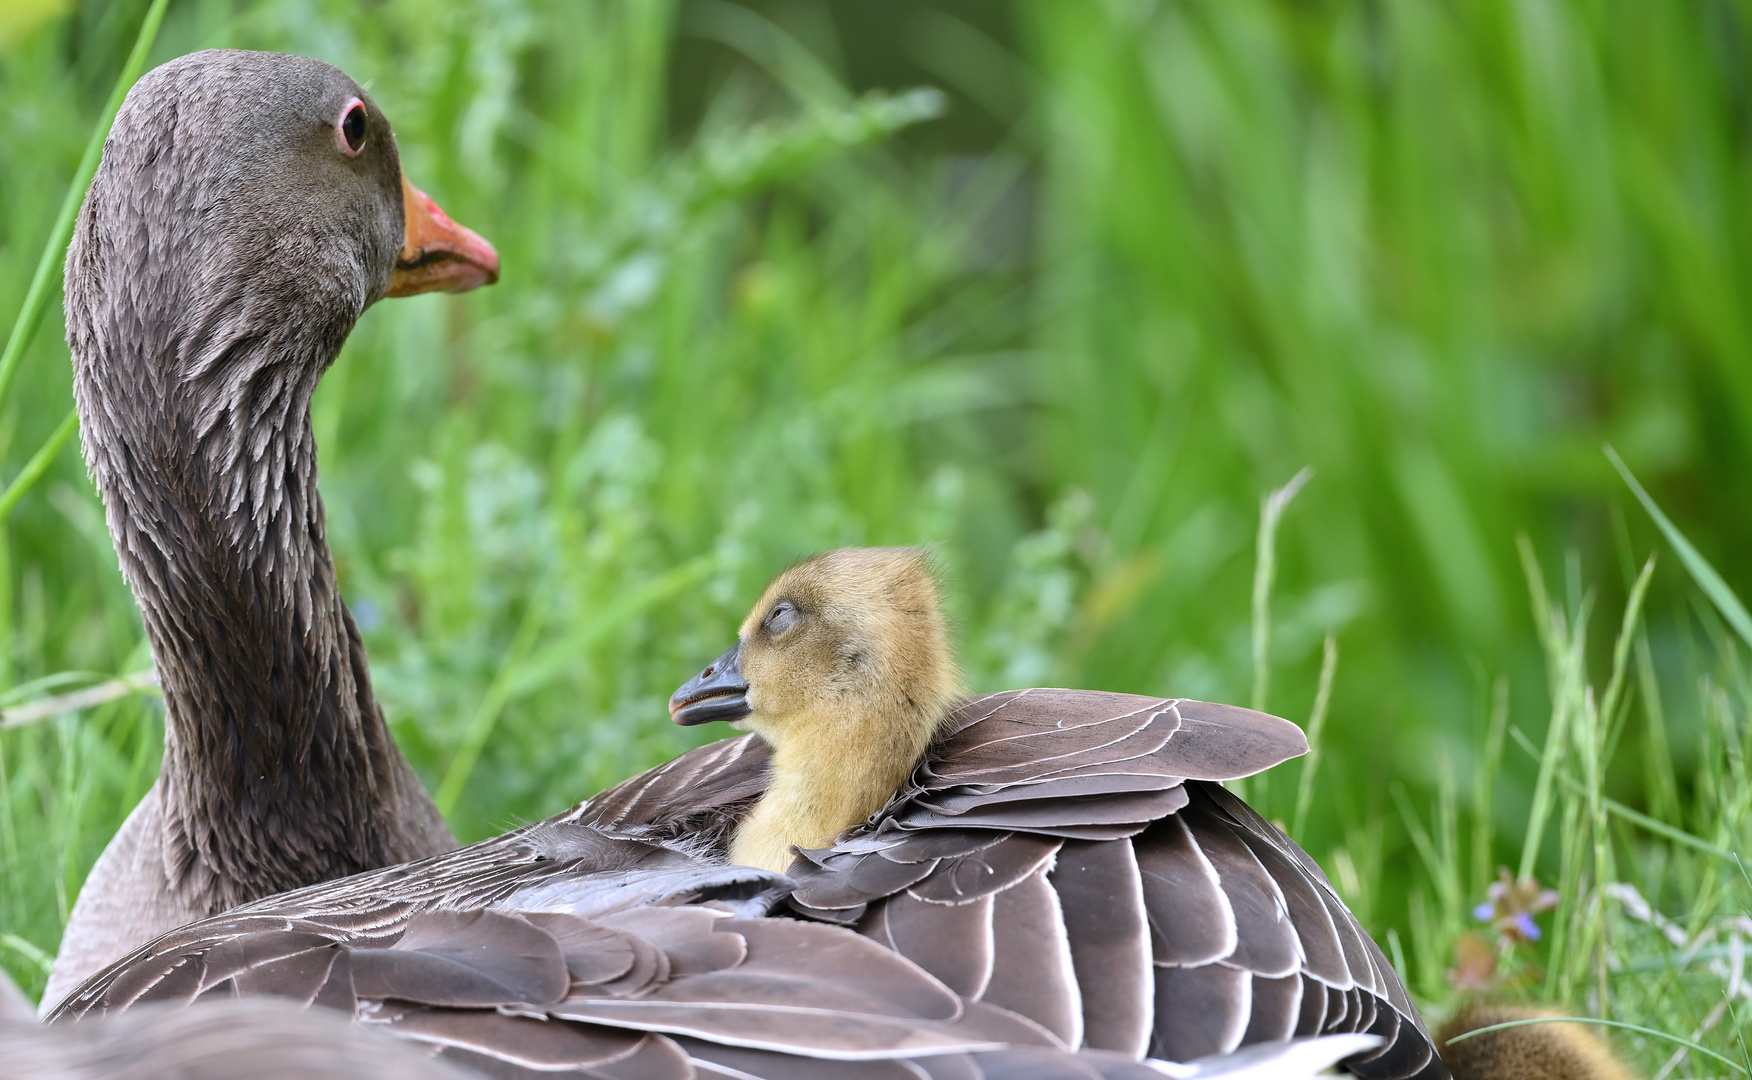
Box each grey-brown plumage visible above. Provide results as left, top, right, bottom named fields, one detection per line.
left=47, top=813, right=1398, bottom=1078
left=7, top=998, right=474, bottom=1080
left=647, top=551, right=1448, bottom=1078
left=583, top=693, right=1442, bottom=1078
left=47, top=822, right=1187, bottom=1080
left=49, top=49, right=497, bottom=1007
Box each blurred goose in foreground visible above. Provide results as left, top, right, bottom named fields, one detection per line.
left=644, top=548, right=1445, bottom=1077
left=45, top=821, right=1389, bottom=1078
left=1, top=966, right=32, bottom=1022
left=10, top=998, right=474, bottom=1080
left=47, top=49, right=499, bottom=1006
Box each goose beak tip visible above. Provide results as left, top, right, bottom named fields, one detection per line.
left=387, top=175, right=500, bottom=298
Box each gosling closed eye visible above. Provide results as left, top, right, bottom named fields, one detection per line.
left=765, top=602, right=797, bottom=634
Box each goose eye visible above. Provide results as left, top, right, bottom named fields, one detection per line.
left=336, top=98, right=368, bottom=157
left=765, top=601, right=797, bottom=634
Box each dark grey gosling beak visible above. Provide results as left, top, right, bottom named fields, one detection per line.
left=669, top=644, right=752, bottom=726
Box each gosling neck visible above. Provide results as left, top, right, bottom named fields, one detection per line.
left=733, top=700, right=942, bottom=872
left=69, top=286, right=445, bottom=914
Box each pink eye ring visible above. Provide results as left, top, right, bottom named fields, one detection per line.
left=335, top=97, right=367, bottom=157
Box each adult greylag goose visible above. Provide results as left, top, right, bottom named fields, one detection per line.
left=623, top=548, right=1445, bottom=1078
left=46, top=48, right=499, bottom=1007
left=46, top=817, right=1385, bottom=1079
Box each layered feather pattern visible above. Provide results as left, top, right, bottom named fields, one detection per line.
left=578, top=689, right=1446, bottom=1079
left=47, top=826, right=1167, bottom=1079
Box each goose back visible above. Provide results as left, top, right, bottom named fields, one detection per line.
left=577, top=689, right=1446, bottom=1079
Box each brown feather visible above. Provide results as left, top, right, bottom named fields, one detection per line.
left=979, top=870, right=1081, bottom=1048
left=1135, top=816, right=1237, bottom=968
left=862, top=891, right=995, bottom=999
left=1177, top=808, right=1302, bottom=978
left=1242, top=973, right=1303, bottom=1044
left=1048, top=840, right=1153, bottom=1056
left=1150, top=963, right=1250, bottom=1060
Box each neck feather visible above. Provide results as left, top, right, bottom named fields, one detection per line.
left=71, top=294, right=448, bottom=913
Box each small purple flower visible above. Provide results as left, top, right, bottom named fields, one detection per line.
left=1472, top=867, right=1560, bottom=946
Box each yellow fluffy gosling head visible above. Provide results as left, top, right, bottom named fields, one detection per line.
left=668, top=547, right=964, bottom=872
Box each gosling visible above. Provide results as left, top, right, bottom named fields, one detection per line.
left=1438, top=1004, right=1641, bottom=1080
left=668, top=547, right=962, bottom=872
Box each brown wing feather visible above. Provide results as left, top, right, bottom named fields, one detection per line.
left=571, top=734, right=771, bottom=834
left=1046, top=840, right=1152, bottom=1057
left=978, top=869, right=1081, bottom=1048
left=1135, top=815, right=1236, bottom=967
left=1151, top=963, right=1251, bottom=1060
left=1174, top=782, right=1442, bottom=1078
left=1174, top=806, right=1303, bottom=979
left=860, top=891, right=995, bottom=999
left=53, top=898, right=1067, bottom=1076
left=1242, top=973, right=1304, bottom=1044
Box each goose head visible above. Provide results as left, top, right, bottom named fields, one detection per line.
left=669, top=548, right=963, bottom=870
left=67, top=50, right=496, bottom=432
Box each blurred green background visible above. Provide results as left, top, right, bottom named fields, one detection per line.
left=3, top=0, right=1750, bottom=1029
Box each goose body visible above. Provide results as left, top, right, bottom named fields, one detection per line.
left=47, top=49, right=500, bottom=1007
left=47, top=816, right=1393, bottom=1080
left=654, top=549, right=1447, bottom=1077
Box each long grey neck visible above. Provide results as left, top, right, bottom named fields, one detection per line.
left=72, top=295, right=450, bottom=914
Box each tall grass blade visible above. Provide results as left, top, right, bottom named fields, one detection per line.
left=1515, top=536, right=1583, bottom=884
left=0, top=671, right=159, bottom=731
left=1471, top=677, right=1508, bottom=895
left=0, top=0, right=172, bottom=415
left=1600, top=554, right=1656, bottom=747
left=1601, top=794, right=1736, bottom=862
left=0, top=409, right=77, bottom=526
left=1251, top=467, right=1311, bottom=714
left=1607, top=445, right=1752, bottom=650
left=1291, top=634, right=1337, bottom=839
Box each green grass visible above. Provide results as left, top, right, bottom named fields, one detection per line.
left=1, top=0, right=1749, bottom=1071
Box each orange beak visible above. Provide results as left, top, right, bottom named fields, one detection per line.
left=387, top=176, right=500, bottom=298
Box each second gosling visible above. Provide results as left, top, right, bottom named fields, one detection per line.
left=668, top=547, right=962, bottom=873
left=1438, top=1004, right=1641, bottom=1080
